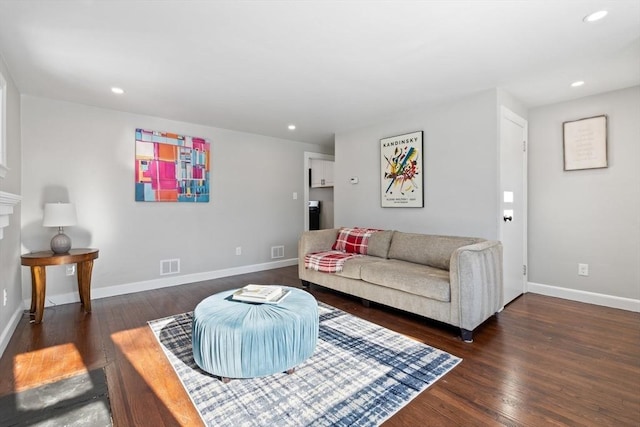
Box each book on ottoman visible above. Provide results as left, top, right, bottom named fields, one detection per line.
left=232, top=284, right=291, bottom=304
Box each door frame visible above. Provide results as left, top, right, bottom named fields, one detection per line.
left=303, top=151, right=335, bottom=231
left=498, top=106, right=528, bottom=302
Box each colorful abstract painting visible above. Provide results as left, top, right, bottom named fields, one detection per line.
left=135, top=128, right=210, bottom=202
left=380, top=131, right=423, bottom=207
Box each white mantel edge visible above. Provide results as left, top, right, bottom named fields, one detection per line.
left=0, top=190, right=21, bottom=239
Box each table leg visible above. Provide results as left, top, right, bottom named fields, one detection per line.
left=31, top=266, right=46, bottom=324
left=30, top=268, right=37, bottom=313
left=77, top=260, right=95, bottom=313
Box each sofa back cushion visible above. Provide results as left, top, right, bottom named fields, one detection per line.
left=366, top=230, right=394, bottom=259
left=387, top=231, right=484, bottom=270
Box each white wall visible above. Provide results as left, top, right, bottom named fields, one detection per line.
left=334, top=89, right=500, bottom=240
left=0, top=56, right=22, bottom=358
left=20, top=96, right=329, bottom=304
left=528, top=86, right=640, bottom=303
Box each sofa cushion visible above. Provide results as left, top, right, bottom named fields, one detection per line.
left=335, top=256, right=385, bottom=280
left=387, top=232, right=484, bottom=270
left=360, top=259, right=451, bottom=302
left=331, top=227, right=382, bottom=255
left=366, top=230, right=393, bottom=259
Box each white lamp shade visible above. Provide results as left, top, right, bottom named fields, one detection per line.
left=42, top=203, right=77, bottom=227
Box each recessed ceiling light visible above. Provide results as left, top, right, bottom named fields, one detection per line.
left=111, top=87, right=125, bottom=95
left=288, top=124, right=296, bottom=130
left=571, top=81, right=585, bottom=87
left=583, top=10, right=608, bottom=22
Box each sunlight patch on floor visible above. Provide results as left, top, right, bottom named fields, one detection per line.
left=13, top=343, right=87, bottom=392
left=111, top=325, right=200, bottom=425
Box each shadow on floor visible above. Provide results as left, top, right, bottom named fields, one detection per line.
left=0, top=368, right=111, bottom=426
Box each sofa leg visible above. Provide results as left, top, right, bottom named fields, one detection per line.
left=301, top=280, right=311, bottom=288
left=460, top=328, right=473, bottom=343
left=361, top=299, right=370, bottom=308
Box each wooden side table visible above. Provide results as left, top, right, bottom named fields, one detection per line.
left=21, top=248, right=99, bottom=324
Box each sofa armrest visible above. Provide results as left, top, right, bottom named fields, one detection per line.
left=298, top=229, right=340, bottom=276
left=449, top=240, right=503, bottom=332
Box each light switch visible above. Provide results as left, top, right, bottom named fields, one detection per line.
left=503, top=191, right=514, bottom=203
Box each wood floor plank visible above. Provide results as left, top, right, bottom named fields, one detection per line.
left=0, top=266, right=638, bottom=426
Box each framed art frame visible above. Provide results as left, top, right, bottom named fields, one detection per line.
left=380, top=130, right=423, bottom=207
left=563, top=115, right=607, bottom=171
left=135, top=128, right=211, bottom=202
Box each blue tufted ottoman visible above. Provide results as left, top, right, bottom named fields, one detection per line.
left=192, top=287, right=318, bottom=382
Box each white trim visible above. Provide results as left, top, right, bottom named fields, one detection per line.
left=0, top=190, right=21, bottom=240
left=0, top=304, right=24, bottom=359
left=0, top=70, right=7, bottom=175
left=0, top=190, right=20, bottom=205
left=528, top=281, right=640, bottom=312
left=23, top=258, right=298, bottom=309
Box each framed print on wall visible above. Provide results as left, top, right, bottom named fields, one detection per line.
left=380, top=131, right=423, bottom=207
left=563, top=115, right=607, bottom=171
left=135, top=128, right=211, bottom=202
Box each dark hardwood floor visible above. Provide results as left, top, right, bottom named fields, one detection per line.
left=1, top=265, right=638, bottom=426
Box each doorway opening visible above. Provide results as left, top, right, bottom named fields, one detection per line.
left=303, top=152, right=335, bottom=231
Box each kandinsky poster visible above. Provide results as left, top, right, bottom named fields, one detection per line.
left=380, top=131, right=423, bottom=208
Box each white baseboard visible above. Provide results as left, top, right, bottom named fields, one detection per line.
left=23, top=258, right=299, bottom=309
left=0, top=304, right=26, bottom=359
left=528, top=282, right=640, bottom=312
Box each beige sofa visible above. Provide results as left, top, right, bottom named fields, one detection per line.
left=298, top=228, right=503, bottom=342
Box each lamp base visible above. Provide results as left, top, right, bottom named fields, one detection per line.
left=51, top=232, right=72, bottom=254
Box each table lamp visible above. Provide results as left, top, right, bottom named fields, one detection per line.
left=42, top=203, right=77, bottom=254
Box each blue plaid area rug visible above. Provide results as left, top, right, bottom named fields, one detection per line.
left=148, top=303, right=461, bottom=427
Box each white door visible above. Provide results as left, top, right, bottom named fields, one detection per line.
left=500, top=107, right=528, bottom=306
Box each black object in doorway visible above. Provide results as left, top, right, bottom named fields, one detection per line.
left=309, top=201, right=320, bottom=230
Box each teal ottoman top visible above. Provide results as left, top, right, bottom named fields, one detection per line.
left=192, top=287, right=318, bottom=380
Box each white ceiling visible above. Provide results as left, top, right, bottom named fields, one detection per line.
left=0, top=1, right=638, bottom=146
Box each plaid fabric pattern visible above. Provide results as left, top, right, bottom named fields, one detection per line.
left=148, top=303, right=462, bottom=427
left=331, top=227, right=380, bottom=255
left=304, top=250, right=360, bottom=273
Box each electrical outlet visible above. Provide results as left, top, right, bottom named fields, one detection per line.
left=236, top=247, right=242, bottom=256
left=3, top=289, right=7, bottom=306
left=578, top=263, right=589, bottom=276
left=66, top=265, right=76, bottom=276
left=293, top=192, right=298, bottom=200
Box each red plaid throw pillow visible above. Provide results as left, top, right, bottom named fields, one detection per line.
left=331, top=227, right=380, bottom=255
